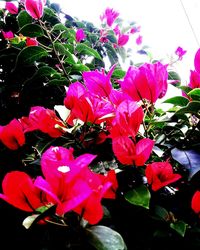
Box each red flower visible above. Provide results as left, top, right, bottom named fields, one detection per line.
left=24, top=0, right=46, bottom=19
left=0, top=171, right=45, bottom=212
left=145, top=161, right=181, bottom=191
left=111, top=100, right=144, bottom=138
left=20, top=106, right=66, bottom=138
left=191, top=191, right=200, bottom=214
left=112, top=136, right=154, bottom=166
left=0, top=119, right=25, bottom=150
left=26, top=37, right=38, bottom=46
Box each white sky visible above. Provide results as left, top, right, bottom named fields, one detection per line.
left=51, top=0, right=200, bottom=87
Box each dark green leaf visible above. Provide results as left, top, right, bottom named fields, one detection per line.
left=17, top=10, right=32, bottom=28
left=72, top=63, right=90, bottom=72
left=54, top=42, right=76, bottom=64
left=170, top=220, right=187, bottom=237
left=163, top=96, right=189, bottom=107
left=125, top=185, right=151, bottom=209
left=171, top=148, right=200, bottom=179
left=104, top=43, right=118, bottom=65
left=168, top=71, right=181, bottom=81
left=86, top=225, right=127, bottom=250
left=15, top=46, right=49, bottom=65
left=18, top=24, right=44, bottom=37
left=76, top=43, right=102, bottom=60
left=48, top=77, right=68, bottom=86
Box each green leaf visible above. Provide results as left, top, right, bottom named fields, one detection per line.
left=15, top=46, right=49, bottom=65
left=188, top=88, right=200, bottom=101
left=72, top=63, right=90, bottom=72
left=168, top=71, right=181, bottom=81
left=48, top=77, right=68, bottom=86
left=17, top=10, right=32, bottom=28
left=125, top=185, right=151, bottom=209
left=44, top=7, right=57, bottom=17
left=76, top=43, right=102, bottom=60
left=104, top=43, right=118, bottom=66
left=86, top=225, right=127, bottom=250
left=18, top=24, right=44, bottom=37
left=175, top=101, right=200, bottom=117
left=170, top=220, right=187, bottom=237
left=163, top=96, right=189, bottom=107
left=54, top=42, right=76, bottom=64
left=112, top=69, right=126, bottom=79
left=52, top=23, right=68, bottom=32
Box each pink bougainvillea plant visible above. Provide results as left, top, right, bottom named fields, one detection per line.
left=0, top=1, right=200, bottom=250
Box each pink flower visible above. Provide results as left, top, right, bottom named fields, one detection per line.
left=175, top=46, right=187, bottom=61
left=117, top=33, right=129, bottom=47
left=24, top=0, right=46, bottom=19
left=130, top=26, right=141, bottom=34
left=0, top=119, right=25, bottom=150
left=75, top=29, right=86, bottom=42
left=5, top=2, right=18, bottom=14
left=26, top=37, right=38, bottom=46
left=136, top=35, right=143, bottom=45
left=83, top=64, right=116, bottom=98
left=187, top=48, right=200, bottom=89
left=145, top=161, right=182, bottom=191
left=120, top=62, right=168, bottom=103
left=100, top=8, right=119, bottom=27
left=2, top=30, right=14, bottom=40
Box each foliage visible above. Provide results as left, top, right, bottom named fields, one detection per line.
left=0, top=1, right=200, bottom=250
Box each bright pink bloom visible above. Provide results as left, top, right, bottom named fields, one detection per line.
left=136, top=35, right=142, bottom=45
left=75, top=29, right=86, bottom=42
left=99, top=29, right=108, bottom=43
left=0, top=119, right=25, bottom=150
left=2, top=31, right=14, bottom=40
left=188, top=48, right=200, bottom=89
left=110, top=100, right=144, bottom=138
left=112, top=136, right=154, bottom=166
left=100, top=8, right=119, bottom=27
left=83, top=64, right=116, bottom=98
left=117, top=33, right=129, bottom=47
left=26, top=37, right=38, bottom=46
left=175, top=46, right=187, bottom=61
left=0, top=171, right=45, bottom=212
left=34, top=146, right=118, bottom=224
left=5, top=2, right=18, bottom=14
left=145, top=161, right=182, bottom=191
left=113, top=25, right=120, bottom=35
left=24, top=0, right=46, bottom=19
left=120, top=62, right=168, bottom=103
left=194, top=48, right=200, bottom=73
left=20, top=106, right=65, bottom=138
left=191, top=191, right=200, bottom=214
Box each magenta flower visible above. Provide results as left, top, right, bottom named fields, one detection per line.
left=120, top=62, right=168, bottom=103
left=5, top=2, right=18, bottom=14
left=136, top=35, right=143, bottom=45
left=24, top=0, right=46, bottom=19
left=130, top=26, right=141, bottom=34
left=188, top=48, right=200, bottom=89
left=75, top=29, right=86, bottom=42
left=117, top=33, right=129, bottom=47
left=2, top=30, right=14, bottom=40
left=175, top=46, right=187, bottom=61
left=145, top=161, right=181, bottom=191
left=26, top=37, right=38, bottom=46
left=100, top=8, right=119, bottom=27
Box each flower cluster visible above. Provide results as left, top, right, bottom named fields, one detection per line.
left=1, top=1, right=200, bottom=250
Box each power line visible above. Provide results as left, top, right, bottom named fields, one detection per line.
left=179, top=0, right=200, bottom=47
